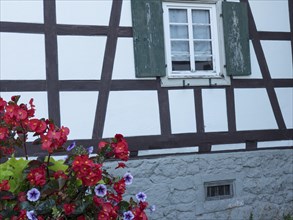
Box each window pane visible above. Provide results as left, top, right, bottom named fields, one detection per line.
left=192, top=10, right=210, bottom=24
left=193, top=25, right=211, bottom=39
left=171, top=41, right=189, bottom=53
left=170, top=25, right=188, bottom=39
left=195, top=58, right=213, bottom=70
left=169, top=9, right=187, bottom=23
left=194, top=41, right=212, bottom=55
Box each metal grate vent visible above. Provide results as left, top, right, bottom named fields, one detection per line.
left=204, top=180, right=234, bottom=200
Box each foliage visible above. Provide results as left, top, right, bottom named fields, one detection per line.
left=283, top=214, right=293, bottom=220
left=0, top=96, right=152, bottom=220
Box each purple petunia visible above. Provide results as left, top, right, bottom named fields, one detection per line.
left=27, top=188, right=40, bottom=202
left=123, top=211, right=134, bottom=220
left=66, top=141, right=76, bottom=151
left=26, top=210, right=38, bottom=220
left=135, top=192, right=147, bottom=202
left=87, top=146, right=94, bottom=154
left=26, top=210, right=37, bottom=220
left=123, top=172, right=133, bottom=185
left=94, top=184, right=107, bottom=197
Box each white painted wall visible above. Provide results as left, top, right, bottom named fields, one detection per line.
left=0, top=33, right=46, bottom=80
left=57, top=36, right=106, bottom=80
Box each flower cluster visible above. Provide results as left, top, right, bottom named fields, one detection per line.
left=0, top=96, right=153, bottom=220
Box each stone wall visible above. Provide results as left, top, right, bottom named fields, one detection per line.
left=105, top=149, right=293, bottom=220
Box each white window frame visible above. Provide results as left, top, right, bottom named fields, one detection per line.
left=161, top=0, right=230, bottom=87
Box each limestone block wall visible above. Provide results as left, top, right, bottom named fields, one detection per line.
left=106, top=149, right=293, bottom=220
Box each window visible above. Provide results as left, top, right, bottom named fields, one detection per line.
left=204, top=180, right=234, bottom=200
left=163, top=2, right=221, bottom=78
left=131, top=0, right=251, bottom=85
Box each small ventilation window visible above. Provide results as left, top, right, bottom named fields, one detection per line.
left=204, top=180, right=234, bottom=200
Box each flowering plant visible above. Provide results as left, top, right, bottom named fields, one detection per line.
left=0, top=96, right=152, bottom=220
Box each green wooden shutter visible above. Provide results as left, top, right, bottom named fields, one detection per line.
left=131, top=0, right=166, bottom=77
left=222, top=1, right=251, bottom=76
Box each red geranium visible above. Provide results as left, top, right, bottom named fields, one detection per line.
left=113, top=178, right=126, bottom=195
left=27, top=166, right=47, bottom=186
left=63, top=203, right=76, bottom=215
left=0, top=180, right=10, bottom=191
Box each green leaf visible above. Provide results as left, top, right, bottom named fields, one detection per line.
left=0, top=156, right=29, bottom=193
left=20, top=201, right=34, bottom=210
left=118, top=201, right=130, bottom=213
left=48, top=157, right=68, bottom=172
left=35, top=199, right=55, bottom=215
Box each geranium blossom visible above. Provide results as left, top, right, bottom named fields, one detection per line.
left=27, top=166, right=46, bottom=186
left=27, top=188, right=40, bottom=202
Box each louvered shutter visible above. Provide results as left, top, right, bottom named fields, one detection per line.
left=131, top=0, right=166, bottom=77
left=222, top=1, right=251, bottom=76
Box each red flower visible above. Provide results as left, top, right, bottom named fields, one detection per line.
left=18, top=192, right=26, bottom=202
left=113, top=178, right=126, bottom=195
left=63, top=203, right=76, bottom=215
left=11, top=209, right=27, bottom=220
left=115, top=162, right=127, bottom=169
left=29, top=119, right=47, bottom=134
left=54, top=170, right=68, bottom=180
left=97, top=203, right=117, bottom=220
left=27, top=166, right=46, bottom=186
left=132, top=207, right=148, bottom=220
left=0, top=97, right=7, bottom=111
left=113, top=141, right=129, bottom=161
left=77, top=216, right=86, bottom=220
left=0, top=127, right=9, bottom=140
left=72, top=155, right=102, bottom=186
left=0, top=180, right=10, bottom=191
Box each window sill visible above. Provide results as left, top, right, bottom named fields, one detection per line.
left=160, top=75, right=231, bottom=87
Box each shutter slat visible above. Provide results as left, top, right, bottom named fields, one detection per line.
left=222, top=2, right=251, bottom=76
left=131, top=0, right=166, bottom=77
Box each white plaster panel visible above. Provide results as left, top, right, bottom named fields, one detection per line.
left=120, top=0, right=132, bottom=27
left=258, top=140, right=293, bottom=148
left=112, top=38, right=136, bottom=79
left=234, top=88, right=278, bottom=130
left=168, top=89, right=196, bottom=134
left=0, top=0, right=43, bottom=23
left=138, top=146, right=198, bottom=156
left=249, top=0, right=290, bottom=32
left=103, top=91, right=161, bottom=138
left=60, top=92, right=98, bottom=140
left=233, top=41, right=262, bottom=79
left=261, top=41, right=293, bottom=79
left=0, top=33, right=46, bottom=80
left=56, top=0, right=112, bottom=25
left=202, top=89, right=228, bottom=132
left=57, top=36, right=106, bottom=80
left=275, top=88, right=293, bottom=129
left=212, top=143, right=245, bottom=151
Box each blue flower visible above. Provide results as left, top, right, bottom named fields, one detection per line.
left=27, top=188, right=40, bottom=202
left=94, top=184, right=107, bottom=197
left=66, top=141, right=76, bottom=151
left=26, top=210, right=37, bottom=220
left=136, top=192, right=147, bottom=202
left=123, top=172, right=133, bottom=185
left=87, top=146, right=94, bottom=154
left=123, top=211, right=134, bottom=220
